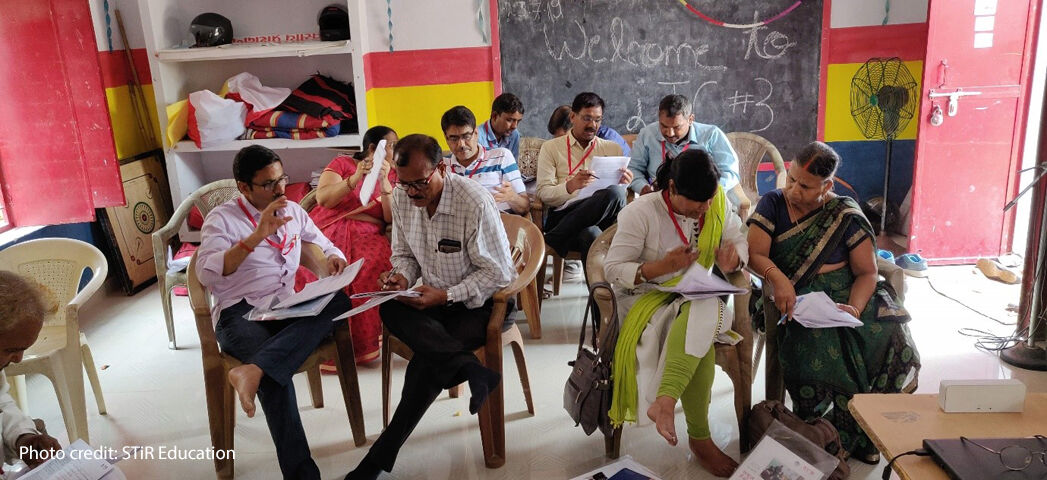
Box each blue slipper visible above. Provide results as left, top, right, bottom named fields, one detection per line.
left=876, top=249, right=895, bottom=264
left=895, top=253, right=928, bottom=277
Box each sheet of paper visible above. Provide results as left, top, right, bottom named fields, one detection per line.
left=790, top=291, right=862, bottom=328
left=17, top=439, right=115, bottom=480
left=654, top=263, right=747, bottom=300
left=272, top=258, right=363, bottom=309
left=350, top=290, right=422, bottom=299
left=358, top=139, right=386, bottom=204
left=248, top=292, right=336, bottom=321
left=730, top=436, right=821, bottom=480
left=334, top=289, right=419, bottom=320
left=556, top=156, right=630, bottom=211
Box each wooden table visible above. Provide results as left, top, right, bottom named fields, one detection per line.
left=849, top=393, right=1047, bottom=480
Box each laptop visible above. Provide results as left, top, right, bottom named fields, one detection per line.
left=923, top=437, right=1047, bottom=480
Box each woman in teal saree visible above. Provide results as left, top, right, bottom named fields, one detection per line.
left=747, top=142, right=919, bottom=463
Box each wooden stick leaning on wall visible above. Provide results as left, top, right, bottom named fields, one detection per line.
left=115, top=9, right=159, bottom=148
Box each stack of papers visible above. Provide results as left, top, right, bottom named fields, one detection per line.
left=556, top=156, right=630, bottom=211
left=13, top=439, right=124, bottom=480
left=247, top=258, right=363, bottom=321
left=730, top=436, right=821, bottom=480
left=655, top=263, right=748, bottom=300
left=333, top=289, right=421, bottom=320
left=788, top=292, right=863, bottom=328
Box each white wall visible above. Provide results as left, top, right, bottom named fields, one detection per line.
left=363, top=0, right=490, bottom=53
left=88, top=0, right=146, bottom=51
left=831, top=0, right=929, bottom=28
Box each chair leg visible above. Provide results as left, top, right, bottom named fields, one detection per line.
left=536, top=256, right=548, bottom=307
left=60, top=345, right=90, bottom=444
left=306, top=366, right=324, bottom=409
left=382, top=330, right=392, bottom=429
left=10, top=374, right=28, bottom=414
left=520, top=277, right=542, bottom=339
left=552, top=255, right=564, bottom=296
left=80, top=340, right=107, bottom=415
left=725, top=354, right=752, bottom=453
left=220, top=371, right=236, bottom=479
left=509, top=340, right=534, bottom=415
left=47, top=354, right=81, bottom=444
left=605, top=427, right=623, bottom=459
left=161, top=284, right=177, bottom=350
left=333, top=324, right=366, bottom=447
left=477, top=375, right=505, bottom=468
left=752, top=332, right=765, bottom=383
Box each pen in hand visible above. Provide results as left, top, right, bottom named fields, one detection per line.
left=381, top=269, right=399, bottom=290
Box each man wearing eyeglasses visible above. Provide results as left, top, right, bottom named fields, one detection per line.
left=440, top=105, right=529, bottom=214
left=195, top=145, right=350, bottom=480
left=628, top=94, right=740, bottom=197
left=344, top=134, right=515, bottom=480
left=536, top=91, right=629, bottom=265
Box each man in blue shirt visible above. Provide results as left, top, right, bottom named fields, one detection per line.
left=477, top=93, right=523, bottom=159
left=628, top=95, right=739, bottom=197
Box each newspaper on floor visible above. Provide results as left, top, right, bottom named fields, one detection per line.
left=568, top=455, right=661, bottom=480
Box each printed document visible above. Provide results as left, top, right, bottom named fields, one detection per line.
left=655, top=263, right=747, bottom=300
left=358, top=139, right=387, bottom=204
left=333, top=289, right=421, bottom=320
left=14, top=439, right=124, bottom=480
left=556, top=156, right=630, bottom=211
left=790, top=291, right=862, bottom=328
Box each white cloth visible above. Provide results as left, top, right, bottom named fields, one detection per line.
left=1, top=372, right=38, bottom=467
left=389, top=173, right=516, bottom=308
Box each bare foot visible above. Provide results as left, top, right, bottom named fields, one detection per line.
left=228, top=364, right=263, bottom=418
left=689, top=437, right=738, bottom=478
left=646, top=395, right=678, bottom=446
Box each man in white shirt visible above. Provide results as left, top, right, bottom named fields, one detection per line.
left=628, top=95, right=740, bottom=197
left=195, top=145, right=349, bottom=480
left=0, top=271, right=61, bottom=472
left=440, top=106, right=529, bottom=214
left=345, top=134, right=515, bottom=480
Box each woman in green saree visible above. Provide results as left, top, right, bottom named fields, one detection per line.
left=605, top=150, right=747, bottom=477
left=747, top=141, right=919, bottom=463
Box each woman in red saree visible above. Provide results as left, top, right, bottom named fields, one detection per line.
left=308, top=126, right=397, bottom=365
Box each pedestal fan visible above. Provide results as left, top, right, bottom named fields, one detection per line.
left=850, top=57, right=919, bottom=240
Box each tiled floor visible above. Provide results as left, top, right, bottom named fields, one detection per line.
left=18, top=264, right=1045, bottom=479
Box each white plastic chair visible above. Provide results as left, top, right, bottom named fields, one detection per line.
left=152, top=179, right=239, bottom=349
left=0, top=238, right=108, bottom=443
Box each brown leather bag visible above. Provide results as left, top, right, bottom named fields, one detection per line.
left=748, top=400, right=851, bottom=480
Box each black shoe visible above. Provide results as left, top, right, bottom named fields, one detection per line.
left=464, top=363, right=501, bottom=414
left=344, top=459, right=382, bottom=480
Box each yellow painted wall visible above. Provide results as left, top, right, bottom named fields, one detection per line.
left=104, top=84, right=161, bottom=159
left=365, top=81, right=495, bottom=150
left=824, top=60, right=923, bottom=142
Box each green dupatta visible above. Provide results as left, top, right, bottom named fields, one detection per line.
left=608, top=187, right=726, bottom=427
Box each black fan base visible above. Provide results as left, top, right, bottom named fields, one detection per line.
left=1001, top=342, right=1047, bottom=371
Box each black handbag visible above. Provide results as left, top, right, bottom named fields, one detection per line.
left=564, top=282, right=619, bottom=436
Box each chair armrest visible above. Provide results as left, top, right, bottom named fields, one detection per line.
left=876, top=256, right=905, bottom=302
left=186, top=253, right=212, bottom=318
left=69, top=257, right=108, bottom=311
left=300, top=242, right=331, bottom=279
left=732, top=184, right=752, bottom=221
left=529, top=195, right=545, bottom=227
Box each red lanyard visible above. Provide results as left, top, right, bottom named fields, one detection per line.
left=467, top=146, right=487, bottom=178
left=661, top=141, right=690, bottom=161
left=566, top=135, right=596, bottom=176
left=485, top=122, right=497, bottom=145
left=237, top=198, right=297, bottom=254
left=662, top=190, right=703, bottom=247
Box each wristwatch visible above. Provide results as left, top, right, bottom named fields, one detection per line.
left=445, top=289, right=455, bottom=306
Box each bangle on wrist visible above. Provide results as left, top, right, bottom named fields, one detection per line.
left=237, top=241, right=254, bottom=253
left=762, top=265, right=778, bottom=278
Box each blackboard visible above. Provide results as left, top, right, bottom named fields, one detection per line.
left=498, top=0, right=823, bottom=158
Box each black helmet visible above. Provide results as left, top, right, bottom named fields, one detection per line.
left=190, top=13, right=233, bottom=48
left=318, top=5, right=350, bottom=41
